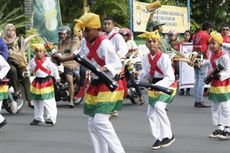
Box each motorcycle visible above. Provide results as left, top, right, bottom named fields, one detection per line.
left=121, top=51, right=145, bottom=104
left=1, top=79, right=25, bottom=114
left=54, top=63, right=84, bottom=105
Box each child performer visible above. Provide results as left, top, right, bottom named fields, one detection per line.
left=54, top=13, right=126, bottom=153
left=138, top=30, right=177, bottom=150
left=208, top=31, right=230, bottom=140
left=0, top=55, right=10, bottom=128
left=29, top=43, right=60, bottom=126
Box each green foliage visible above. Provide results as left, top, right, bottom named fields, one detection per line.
left=190, top=0, right=230, bottom=30
left=89, top=0, right=129, bottom=28
left=59, top=0, right=83, bottom=28
left=190, top=19, right=200, bottom=33
left=25, top=28, right=44, bottom=44
left=0, top=0, right=27, bottom=35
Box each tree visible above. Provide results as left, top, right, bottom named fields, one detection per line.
left=0, top=0, right=27, bottom=35
left=191, top=0, right=230, bottom=30
left=59, top=0, right=83, bottom=27
left=89, top=0, right=129, bottom=28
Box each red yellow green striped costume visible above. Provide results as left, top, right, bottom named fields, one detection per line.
left=147, top=51, right=177, bottom=106
left=0, top=84, right=8, bottom=100
left=84, top=80, right=124, bottom=117
left=30, top=77, right=55, bottom=100
left=209, top=50, right=230, bottom=102
left=148, top=81, right=177, bottom=106
left=209, top=79, right=230, bottom=102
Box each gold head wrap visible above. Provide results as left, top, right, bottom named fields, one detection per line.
left=74, top=13, right=101, bottom=31
left=31, top=43, right=46, bottom=52
left=210, top=31, right=223, bottom=45
left=137, top=30, right=161, bottom=41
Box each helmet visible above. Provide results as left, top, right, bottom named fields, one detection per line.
left=119, top=28, right=132, bottom=40
left=58, top=26, right=72, bottom=38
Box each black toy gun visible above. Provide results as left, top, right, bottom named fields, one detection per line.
left=135, top=81, right=174, bottom=95
left=74, top=54, right=118, bottom=92
left=204, top=64, right=224, bottom=84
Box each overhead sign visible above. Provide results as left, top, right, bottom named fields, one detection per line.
left=133, top=1, right=189, bottom=33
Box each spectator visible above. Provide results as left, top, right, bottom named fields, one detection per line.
left=192, top=21, right=212, bottom=108
left=3, top=23, right=32, bottom=107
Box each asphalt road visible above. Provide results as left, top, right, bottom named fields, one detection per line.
left=1, top=92, right=230, bottom=153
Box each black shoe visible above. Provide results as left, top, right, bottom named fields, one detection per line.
left=152, top=139, right=161, bottom=150
left=45, top=119, right=54, bottom=126
left=194, top=102, right=211, bottom=108
left=30, top=119, right=42, bottom=125
left=160, top=135, right=175, bottom=148
left=0, top=119, right=7, bottom=128
left=219, top=131, right=230, bottom=140
left=209, top=129, right=223, bottom=138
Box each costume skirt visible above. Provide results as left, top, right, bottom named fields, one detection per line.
left=84, top=79, right=124, bottom=117
left=0, top=83, right=8, bottom=100
left=209, top=79, right=230, bottom=102
left=30, top=76, right=55, bottom=100
left=148, top=81, right=177, bottom=106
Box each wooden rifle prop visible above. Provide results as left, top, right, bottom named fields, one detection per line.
left=135, top=81, right=174, bottom=95
left=73, top=54, right=118, bottom=91
left=204, top=64, right=224, bottom=84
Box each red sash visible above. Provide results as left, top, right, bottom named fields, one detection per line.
left=34, top=56, right=51, bottom=75
left=148, top=51, right=163, bottom=76
left=210, top=50, right=225, bottom=68
left=108, top=32, right=117, bottom=40
left=87, top=35, right=106, bottom=67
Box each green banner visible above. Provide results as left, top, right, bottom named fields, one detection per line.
left=33, top=0, right=62, bottom=43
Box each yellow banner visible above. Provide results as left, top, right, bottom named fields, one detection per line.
left=133, top=1, right=189, bottom=33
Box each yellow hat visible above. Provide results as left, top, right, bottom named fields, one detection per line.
left=74, top=13, right=101, bottom=31
left=31, top=43, right=46, bottom=52
left=137, top=30, right=161, bottom=41
left=210, top=31, right=223, bottom=45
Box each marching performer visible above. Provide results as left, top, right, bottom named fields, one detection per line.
left=208, top=31, right=230, bottom=140
left=103, top=17, right=128, bottom=58
left=54, top=13, right=126, bottom=153
left=29, top=44, right=60, bottom=126
left=138, top=30, right=177, bottom=150
left=103, top=17, right=129, bottom=117
left=0, top=55, right=10, bottom=128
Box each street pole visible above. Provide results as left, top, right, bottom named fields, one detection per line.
left=187, top=0, right=190, bottom=30
left=83, top=0, right=88, bottom=15
left=129, top=0, right=133, bottom=33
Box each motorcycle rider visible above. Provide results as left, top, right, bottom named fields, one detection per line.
left=3, top=23, right=32, bottom=108
left=57, top=26, right=80, bottom=108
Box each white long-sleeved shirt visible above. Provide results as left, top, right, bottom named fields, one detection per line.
left=29, top=56, right=60, bottom=80
left=213, top=54, right=230, bottom=81
left=138, top=51, right=175, bottom=87
left=79, top=37, right=122, bottom=79
left=107, top=29, right=128, bottom=58
left=0, top=55, right=10, bottom=80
